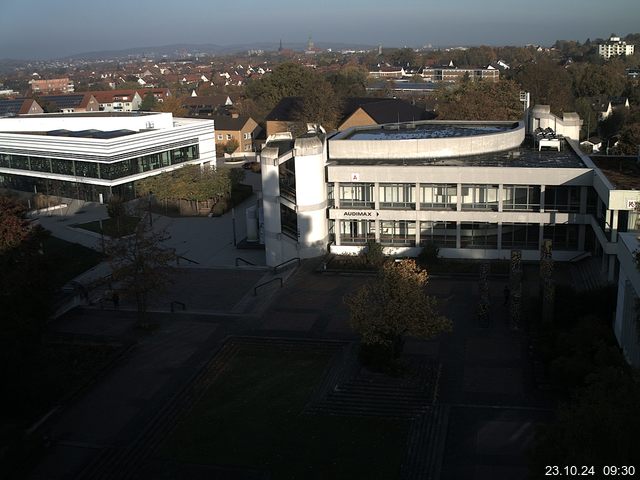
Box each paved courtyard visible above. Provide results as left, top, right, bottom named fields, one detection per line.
left=29, top=257, right=552, bottom=479
left=28, top=175, right=552, bottom=479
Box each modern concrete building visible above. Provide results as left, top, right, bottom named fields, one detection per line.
left=0, top=112, right=215, bottom=202
left=262, top=119, right=599, bottom=263
left=257, top=106, right=640, bottom=365
left=614, top=232, right=640, bottom=367
left=261, top=112, right=587, bottom=264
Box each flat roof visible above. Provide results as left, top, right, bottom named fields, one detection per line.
left=329, top=142, right=587, bottom=169
left=43, top=129, right=138, bottom=139
left=18, top=111, right=160, bottom=119
left=591, top=156, right=640, bottom=190
left=340, top=122, right=517, bottom=141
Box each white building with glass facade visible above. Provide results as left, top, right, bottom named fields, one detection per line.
left=0, top=112, right=215, bottom=202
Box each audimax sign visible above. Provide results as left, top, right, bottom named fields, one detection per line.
left=342, top=211, right=380, bottom=218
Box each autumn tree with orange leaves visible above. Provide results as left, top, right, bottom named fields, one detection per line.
left=345, top=259, right=451, bottom=369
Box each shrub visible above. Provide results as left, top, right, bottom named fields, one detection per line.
left=210, top=198, right=229, bottom=217
left=417, top=242, right=439, bottom=266
left=230, top=184, right=253, bottom=207
left=362, top=240, right=385, bottom=268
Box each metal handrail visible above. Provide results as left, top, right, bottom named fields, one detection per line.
left=568, top=251, right=592, bottom=262
left=235, top=257, right=256, bottom=266
left=273, top=257, right=300, bottom=273
left=176, top=255, right=199, bottom=265
left=254, top=277, right=283, bottom=296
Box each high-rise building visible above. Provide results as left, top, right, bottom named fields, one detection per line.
left=598, top=35, right=635, bottom=59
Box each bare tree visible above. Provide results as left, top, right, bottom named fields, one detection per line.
left=105, top=216, right=175, bottom=325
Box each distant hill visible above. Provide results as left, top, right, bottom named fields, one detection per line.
left=57, top=41, right=377, bottom=61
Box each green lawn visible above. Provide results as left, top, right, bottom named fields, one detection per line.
left=161, top=346, right=409, bottom=479
left=42, top=236, right=103, bottom=288
left=73, top=215, right=140, bottom=237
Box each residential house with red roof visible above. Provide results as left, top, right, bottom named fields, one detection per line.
left=90, top=90, right=143, bottom=112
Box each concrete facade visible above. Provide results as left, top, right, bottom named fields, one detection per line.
left=256, top=110, right=640, bottom=364
left=615, top=233, right=640, bottom=367
left=529, top=105, right=582, bottom=141
left=260, top=134, right=328, bottom=267
left=257, top=111, right=639, bottom=272
left=330, top=121, right=524, bottom=160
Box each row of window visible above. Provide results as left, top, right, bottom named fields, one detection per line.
left=336, top=220, right=579, bottom=250
left=0, top=173, right=136, bottom=202
left=331, top=183, right=586, bottom=213
left=0, top=145, right=199, bottom=181
left=216, top=133, right=252, bottom=140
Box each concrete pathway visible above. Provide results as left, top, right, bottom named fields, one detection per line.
left=29, top=311, right=240, bottom=480
left=32, top=172, right=266, bottom=268
left=30, top=263, right=552, bottom=479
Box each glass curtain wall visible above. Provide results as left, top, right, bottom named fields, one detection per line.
left=460, top=222, right=498, bottom=248
left=420, top=221, right=457, bottom=247
left=339, top=183, right=374, bottom=208
left=420, top=184, right=457, bottom=210
left=544, top=186, right=581, bottom=212
left=340, top=220, right=375, bottom=244
left=502, top=185, right=540, bottom=211
left=501, top=223, right=540, bottom=249
left=461, top=185, right=499, bottom=211
left=380, top=220, right=416, bottom=246
left=0, top=144, right=199, bottom=181
left=543, top=224, right=580, bottom=250
left=379, top=183, right=415, bottom=209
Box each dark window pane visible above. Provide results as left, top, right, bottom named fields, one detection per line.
left=74, top=161, right=99, bottom=178
left=29, top=156, right=51, bottom=173
left=51, top=158, right=75, bottom=175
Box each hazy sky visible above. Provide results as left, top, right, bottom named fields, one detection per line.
left=1, top=0, right=639, bottom=59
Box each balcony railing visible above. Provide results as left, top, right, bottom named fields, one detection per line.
left=340, top=234, right=375, bottom=245
left=419, top=203, right=456, bottom=211
left=280, top=185, right=296, bottom=203
left=339, top=200, right=374, bottom=209
left=380, top=237, right=416, bottom=246
left=380, top=202, right=416, bottom=210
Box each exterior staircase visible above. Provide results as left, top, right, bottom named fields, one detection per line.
left=569, top=256, right=610, bottom=291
